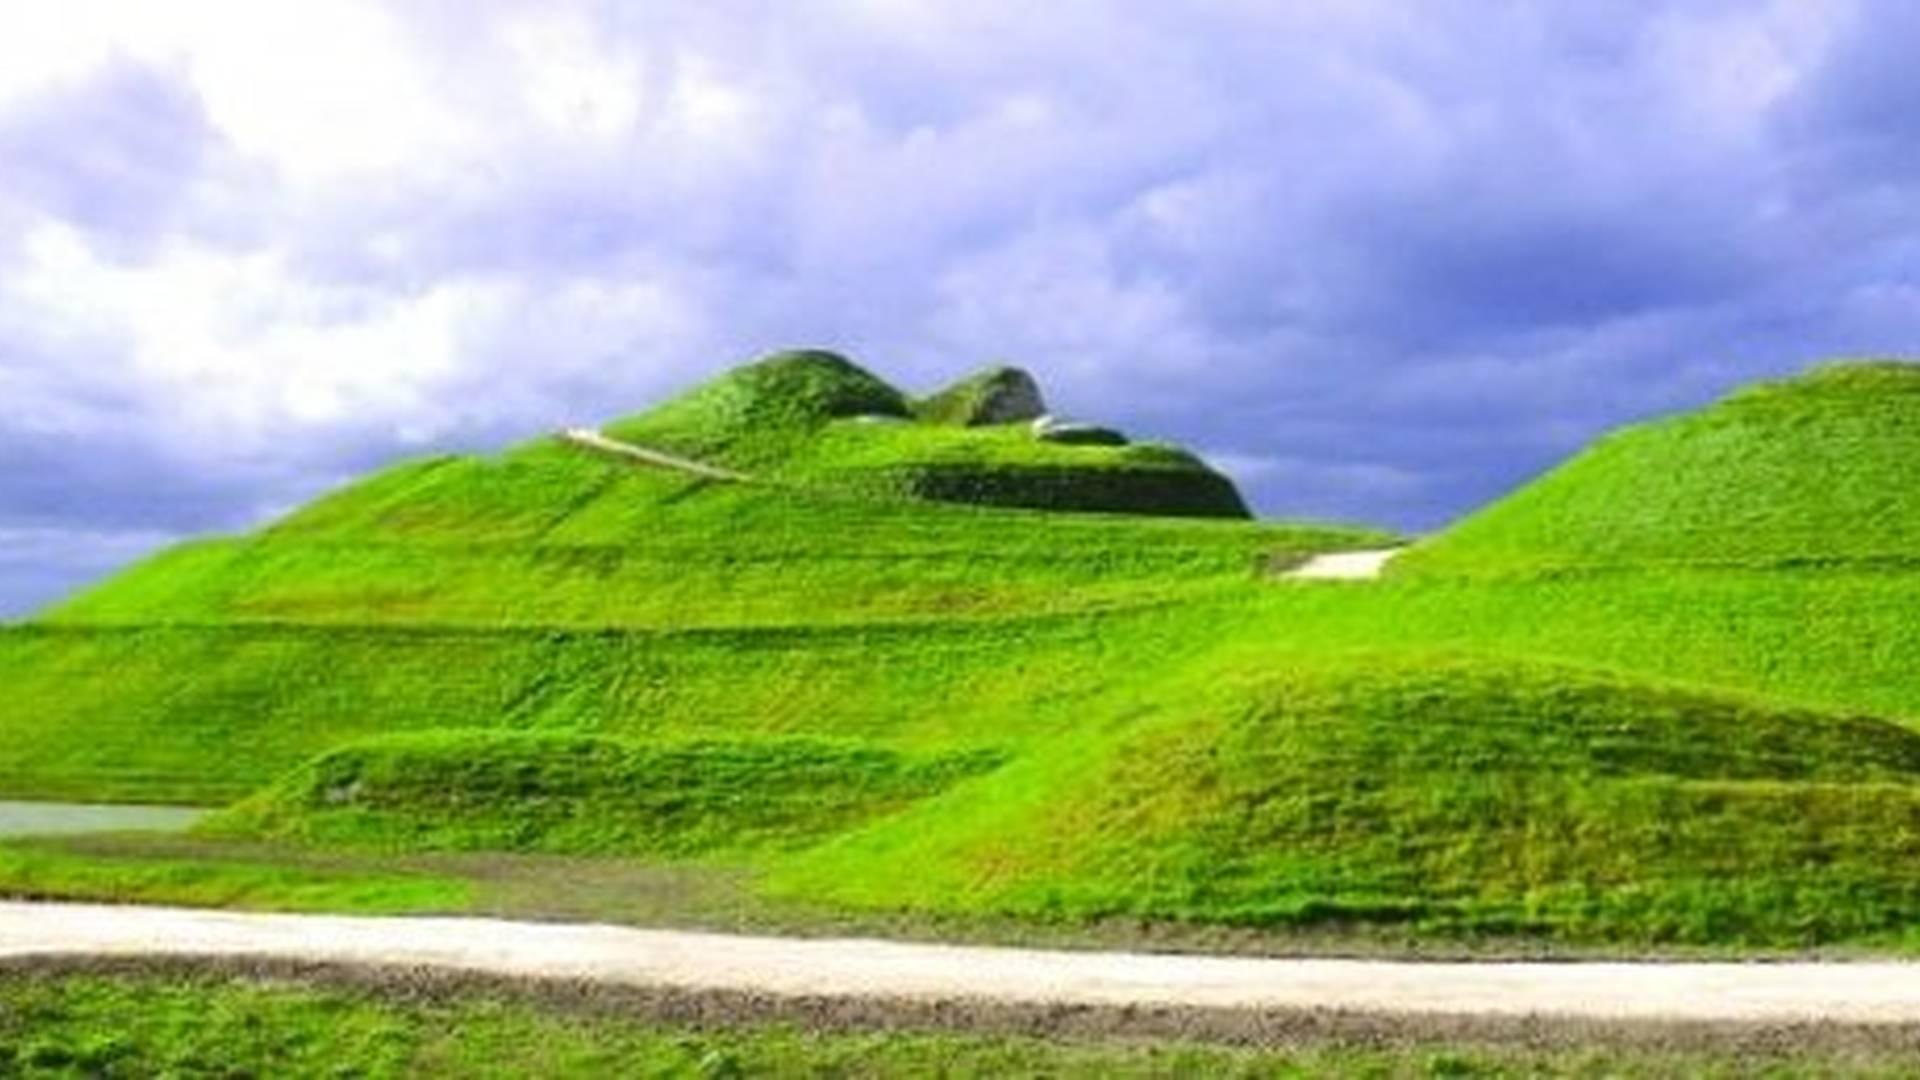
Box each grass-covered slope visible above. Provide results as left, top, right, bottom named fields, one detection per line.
left=44, top=440, right=1362, bottom=630
left=208, top=731, right=1003, bottom=858
left=1404, top=361, right=1920, bottom=575
left=5, top=375, right=1387, bottom=801
left=603, top=350, right=1251, bottom=517
left=780, top=655, right=1920, bottom=946
left=0, top=605, right=1220, bottom=803
left=22, top=351, right=1920, bottom=957
left=600, top=349, right=913, bottom=468
left=23, top=563, right=1920, bottom=807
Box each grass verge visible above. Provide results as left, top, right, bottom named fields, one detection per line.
left=6, top=964, right=1920, bottom=1077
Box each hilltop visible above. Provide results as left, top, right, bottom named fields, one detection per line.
left=1401, top=360, right=1920, bottom=576
left=599, top=349, right=1251, bottom=518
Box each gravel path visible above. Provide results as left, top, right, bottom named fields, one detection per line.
left=1286, top=548, right=1401, bottom=580
left=6, top=902, right=1920, bottom=1023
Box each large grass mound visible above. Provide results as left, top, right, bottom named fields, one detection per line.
left=207, top=730, right=1003, bottom=858
left=779, top=655, right=1920, bottom=946
left=3, top=386, right=1386, bottom=802
left=1403, top=360, right=1920, bottom=575
left=44, top=441, right=1375, bottom=631
left=603, top=349, right=1251, bottom=518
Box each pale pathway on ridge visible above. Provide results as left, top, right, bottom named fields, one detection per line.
left=7, top=902, right=1920, bottom=1023
left=1286, top=548, right=1401, bottom=580
left=559, top=428, right=750, bottom=482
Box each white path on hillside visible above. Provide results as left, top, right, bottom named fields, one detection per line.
left=6, top=902, right=1920, bottom=1023
left=559, top=428, right=749, bottom=482
left=1286, top=548, right=1401, bottom=580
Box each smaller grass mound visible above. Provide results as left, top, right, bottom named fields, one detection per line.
left=207, top=731, right=1004, bottom=859
left=604, top=349, right=911, bottom=468
left=914, top=365, right=1047, bottom=426
left=778, top=654, right=1920, bottom=947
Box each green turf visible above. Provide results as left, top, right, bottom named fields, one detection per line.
left=777, top=654, right=1920, bottom=946
left=0, top=839, right=467, bottom=912
left=208, top=731, right=1004, bottom=858
left=3, top=973, right=1911, bottom=1078
left=600, top=348, right=914, bottom=469
left=912, top=363, right=1045, bottom=426
left=1401, top=360, right=1920, bottom=576
left=42, top=461, right=1345, bottom=629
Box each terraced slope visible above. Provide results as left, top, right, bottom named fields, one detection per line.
left=0, top=352, right=1384, bottom=802
left=18, top=353, right=1920, bottom=952
left=43, top=442, right=1348, bottom=631
left=1401, top=361, right=1920, bottom=576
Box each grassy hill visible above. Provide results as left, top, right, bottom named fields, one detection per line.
left=1400, top=361, right=1920, bottom=576
left=0, top=351, right=1385, bottom=802
left=15, top=353, right=1920, bottom=953
left=208, top=731, right=1004, bottom=858
left=778, top=654, right=1920, bottom=945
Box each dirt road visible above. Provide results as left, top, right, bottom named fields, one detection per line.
left=6, top=902, right=1920, bottom=1023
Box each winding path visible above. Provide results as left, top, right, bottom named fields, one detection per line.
left=6, top=902, right=1920, bottom=1023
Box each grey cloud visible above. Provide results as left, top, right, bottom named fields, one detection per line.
left=5, top=1, right=1920, bottom=615
left=0, top=59, right=217, bottom=253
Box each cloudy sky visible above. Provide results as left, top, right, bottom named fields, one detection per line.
left=1, top=0, right=1914, bottom=615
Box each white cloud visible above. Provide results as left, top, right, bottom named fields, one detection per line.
left=0, top=0, right=478, bottom=185
left=12, top=220, right=489, bottom=441
left=501, top=11, right=644, bottom=139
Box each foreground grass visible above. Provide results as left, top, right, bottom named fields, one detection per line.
left=0, top=838, right=467, bottom=912
left=13, top=832, right=1914, bottom=961
left=5, top=972, right=1918, bottom=1078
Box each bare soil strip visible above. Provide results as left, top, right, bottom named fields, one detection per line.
left=6, top=902, right=1920, bottom=1026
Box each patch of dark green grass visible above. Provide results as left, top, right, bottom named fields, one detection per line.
left=209, top=730, right=1004, bottom=858
left=780, top=654, right=1920, bottom=949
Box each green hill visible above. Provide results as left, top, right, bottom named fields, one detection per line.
left=1401, top=360, right=1920, bottom=576
left=18, top=353, right=1920, bottom=953
left=777, top=654, right=1920, bottom=945
left=0, top=351, right=1385, bottom=802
